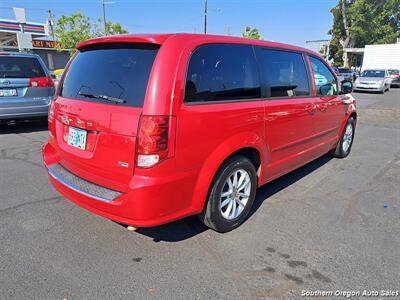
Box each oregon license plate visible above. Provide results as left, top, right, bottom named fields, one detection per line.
left=0, top=89, right=17, bottom=97
left=67, top=127, right=87, bottom=150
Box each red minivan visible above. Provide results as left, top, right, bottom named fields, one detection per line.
left=43, top=34, right=356, bottom=232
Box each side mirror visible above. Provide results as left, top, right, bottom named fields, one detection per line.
left=341, top=80, right=353, bottom=94
left=319, top=83, right=334, bottom=96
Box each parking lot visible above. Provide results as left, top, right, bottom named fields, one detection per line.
left=0, top=90, right=399, bottom=299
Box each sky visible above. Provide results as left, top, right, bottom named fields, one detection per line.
left=0, top=0, right=338, bottom=47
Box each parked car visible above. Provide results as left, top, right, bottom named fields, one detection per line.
left=332, top=67, right=345, bottom=84
left=42, top=34, right=357, bottom=232
left=0, top=52, right=54, bottom=124
left=354, top=69, right=391, bottom=93
left=337, top=67, right=354, bottom=81
left=388, top=69, right=400, bottom=87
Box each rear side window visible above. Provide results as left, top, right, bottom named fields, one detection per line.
left=185, top=44, right=261, bottom=102
left=0, top=56, right=45, bottom=78
left=257, top=49, right=310, bottom=98
left=309, top=56, right=338, bottom=96
left=60, top=43, right=159, bottom=107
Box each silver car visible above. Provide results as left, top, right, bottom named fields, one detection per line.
left=354, top=69, right=391, bottom=93
left=0, top=52, right=54, bottom=124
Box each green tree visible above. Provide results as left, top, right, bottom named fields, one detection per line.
left=93, top=18, right=128, bottom=37
left=242, top=26, right=262, bottom=40
left=55, top=13, right=128, bottom=55
left=55, top=12, right=92, bottom=55
left=328, top=0, right=400, bottom=66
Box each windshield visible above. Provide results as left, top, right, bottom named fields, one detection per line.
left=360, top=70, right=385, bottom=78
left=388, top=70, right=399, bottom=75
left=0, top=56, right=46, bottom=78
left=60, top=43, right=159, bottom=107
left=338, top=68, right=351, bottom=73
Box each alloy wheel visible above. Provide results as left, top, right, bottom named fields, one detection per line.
left=219, top=169, right=251, bottom=220
left=342, top=123, right=353, bottom=153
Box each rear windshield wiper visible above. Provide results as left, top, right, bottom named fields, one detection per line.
left=78, top=92, right=126, bottom=104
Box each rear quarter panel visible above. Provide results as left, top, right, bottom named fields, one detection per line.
left=176, top=102, right=266, bottom=212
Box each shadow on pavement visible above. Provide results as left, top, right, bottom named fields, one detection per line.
left=133, top=217, right=208, bottom=242
left=0, top=119, right=48, bottom=134
left=134, top=154, right=333, bottom=242
left=250, top=154, right=332, bottom=216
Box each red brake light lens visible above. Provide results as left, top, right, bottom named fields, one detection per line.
left=137, top=115, right=172, bottom=168
left=28, top=77, right=54, bottom=88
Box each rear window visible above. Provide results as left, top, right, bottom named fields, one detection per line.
left=60, top=43, right=159, bottom=107
left=338, top=68, right=351, bottom=73
left=0, top=56, right=46, bottom=78
left=184, top=44, right=261, bottom=102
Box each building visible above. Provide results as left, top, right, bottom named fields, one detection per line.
left=344, top=39, right=400, bottom=70
left=0, top=7, right=69, bottom=71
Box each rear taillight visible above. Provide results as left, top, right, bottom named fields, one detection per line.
left=136, top=115, right=175, bottom=168
left=28, top=76, right=54, bottom=88
left=48, top=99, right=55, bottom=122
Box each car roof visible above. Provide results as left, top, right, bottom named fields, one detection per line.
left=0, top=52, right=40, bottom=58
left=76, top=33, right=318, bottom=56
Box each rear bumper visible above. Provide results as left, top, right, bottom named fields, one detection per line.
left=0, top=103, right=49, bottom=120
left=42, top=142, right=200, bottom=227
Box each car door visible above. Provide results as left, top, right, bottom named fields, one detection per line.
left=308, top=56, right=344, bottom=151
left=255, top=47, right=320, bottom=179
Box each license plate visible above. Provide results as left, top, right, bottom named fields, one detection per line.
left=67, top=127, right=87, bottom=150
left=0, top=89, right=17, bottom=97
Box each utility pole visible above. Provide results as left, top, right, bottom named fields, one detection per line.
left=226, top=25, right=231, bottom=36
left=204, top=0, right=207, bottom=34
left=47, top=10, right=55, bottom=40
left=102, top=0, right=107, bottom=34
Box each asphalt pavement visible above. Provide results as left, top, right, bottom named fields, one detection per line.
left=0, top=90, right=399, bottom=299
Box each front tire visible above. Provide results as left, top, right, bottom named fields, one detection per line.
left=331, top=117, right=355, bottom=158
left=198, top=155, right=257, bottom=232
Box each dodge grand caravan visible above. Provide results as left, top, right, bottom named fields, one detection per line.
left=43, top=34, right=356, bottom=232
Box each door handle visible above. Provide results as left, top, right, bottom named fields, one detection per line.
left=306, top=103, right=317, bottom=114
left=319, top=103, right=328, bottom=112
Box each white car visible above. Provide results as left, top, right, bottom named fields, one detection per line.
left=354, top=69, right=391, bottom=93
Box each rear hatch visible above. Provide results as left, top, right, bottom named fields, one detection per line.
left=51, top=43, right=159, bottom=191
left=0, top=55, right=53, bottom=110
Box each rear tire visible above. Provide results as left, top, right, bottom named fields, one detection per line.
left=198, top=155, right=257, bottom=233
left=331, top=117, right=355, bottom=158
